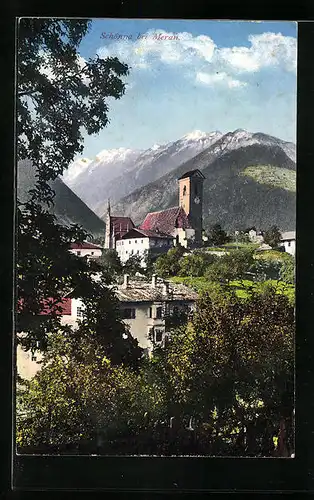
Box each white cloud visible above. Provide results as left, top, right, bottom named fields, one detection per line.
left=96, top=29, right=297, bottom=90
left=97, top=30, right=216, bottom=69
left=218, top=32, right=297, bottom=73
left=196, top=71, right=247, bottom=89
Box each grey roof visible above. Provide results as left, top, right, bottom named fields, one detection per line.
left=178, top=169, right=205, bottom=180
left=281, top=231, right=296, bottom=241
left=115, top=277, right=198, bottom=303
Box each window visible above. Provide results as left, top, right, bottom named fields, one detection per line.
left=122, top=308, right=136, bottom=319
left=155, top=329, right=163, bottom=343
left=156, top=306, right=162, bottom=319
left=148, top=307, right=152, bottom=318
left=183, top=185, right=187, bottom=195
left=129, top=240, right=131, bottom=244
left=141, top=240, right=143, bottom=243
left=288, top=241, right=291, bottom=247
left=137, top=250, right=140, bottom=254
left=122, top=241, right=124, bottom=245
left=126, top=250, right=128, bottom=254
left=77, top=251, right=81, bottom=256
left=31, top=354, right=37, bottom=362
left=135, top=240, right=137, bottom=243
left=77, top=307, right=84, bottom=318
left=91, top=252, right=94, bottom=255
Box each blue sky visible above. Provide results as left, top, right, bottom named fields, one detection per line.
left=77, top=19, right=297, bottom=158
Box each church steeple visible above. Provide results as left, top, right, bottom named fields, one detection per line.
left=178, top=169, right=205, bottom=246
left=105, top=198, right=112, bottom=249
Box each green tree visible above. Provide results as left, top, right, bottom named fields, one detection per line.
left=205, top=249, right=255, bottom=284
left=178, top=252, right=216, bottom=277
left=150, top=286, right=294, bottom=456
left=16, top=328, right=149, bottom=452
left=123, top=254, right=143, bottom=276
left=98, top=249, right=123, bottom=277
left=263, top=225, right=282, bottom=249
left=279, top=257, right=295, bottom=284
left=16, top=18, right=132, bottom=358
left=208, top=224, right=228, bottom=246
left=153, top=244, right=185, bottom=278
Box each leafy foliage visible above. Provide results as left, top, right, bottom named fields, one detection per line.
left=153, top=244, right=185, bottom=278
left=178, top=251, right=216, bottom=277
left=97, top=249, right=123, bottom=277
left=17, top=18, right=131, bottom=355
left=207, top=223, right=229, bottom=246
left=263, top=225, right=282, bottom=249
left=205, top=248, right=255, bottom=284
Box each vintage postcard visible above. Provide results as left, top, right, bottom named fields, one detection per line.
left=15, top=18, right=296, bottom=459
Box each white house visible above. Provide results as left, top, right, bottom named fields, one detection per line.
left=115, top=274, right=198, bottom=353
left=16, top=296, right=86, bottom=380
left=280, top=231, right=296, bottom=256
left=116, top=228, right=174, bottom=266
left=69, top=241, right=103, bottom=258
left=247, top=228, right=264, bottom=244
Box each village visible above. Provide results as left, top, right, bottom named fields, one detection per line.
left=17, top=168, right=296, bottom=380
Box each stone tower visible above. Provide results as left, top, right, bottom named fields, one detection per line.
left=178, top=169, right=205, bottom=245
left=104, top=199, right=111, bottom=249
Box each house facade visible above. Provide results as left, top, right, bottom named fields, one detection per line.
left=280, top=231, right=296, bottom=256
left=69, top=242, right=103, bottom=258
left=115, top=274, right=198, bottom=353
left=115, top=228, right=174, bottom=265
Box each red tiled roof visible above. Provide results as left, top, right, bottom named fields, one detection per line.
left=111, top=216, right=135, bottom=240
left=140, top=206, right=192, bottom=235
left=70, top=242, right=102, bottom=250
left=17, top=297, right=72, bottom=316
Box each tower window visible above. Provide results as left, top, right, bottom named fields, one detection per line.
left=183, top=185, right=187, bottom=195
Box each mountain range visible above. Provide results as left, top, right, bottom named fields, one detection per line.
left=106, top=129, right=296, bottom=232
left=62, top=130, right=223, bottom=212
left=20, top=128, right=296, bottom=237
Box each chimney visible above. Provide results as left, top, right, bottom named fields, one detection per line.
left=123, top=274, right=130, bottom=289
left=163, top=281, right=169, bottom=295
left=151, top=274, right=157, bottom=288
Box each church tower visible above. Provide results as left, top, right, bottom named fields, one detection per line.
left=178, top=169, right=205, bottom=245
left=104, top=199, right=111, bottom=249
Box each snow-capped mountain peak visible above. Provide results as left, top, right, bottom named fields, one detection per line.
left=183, top=130, right=208, bottom=141
left=94, top=147, right=137, bottom=163
left=62, top=157, right=92, bottom=184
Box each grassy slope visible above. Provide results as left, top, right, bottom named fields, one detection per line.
left=171, top=276, right=295, bottom=302
left=241, top=165, right=296, bottom=192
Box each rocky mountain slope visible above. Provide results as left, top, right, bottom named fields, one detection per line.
left=109, top=130, right=296, bottom=232
left=62, top=131, right=223, bottom=212
left=17, top=159, right=106, bottom=237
